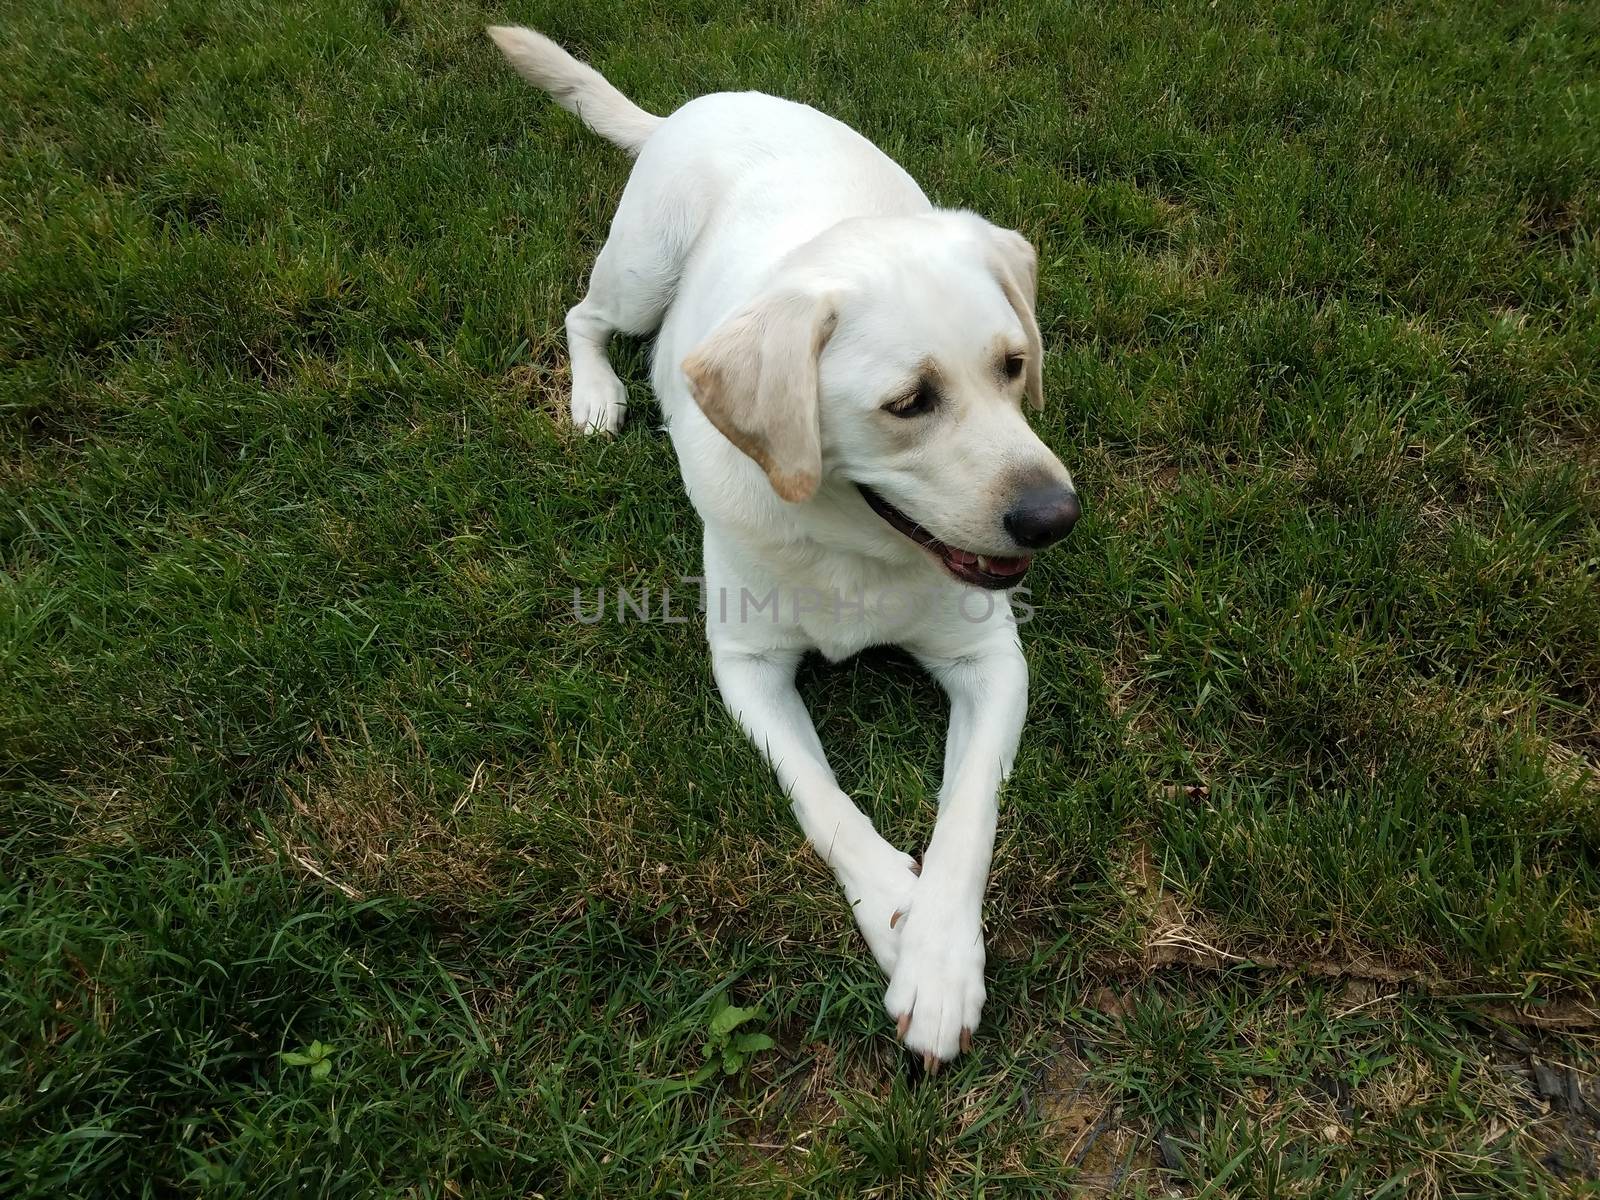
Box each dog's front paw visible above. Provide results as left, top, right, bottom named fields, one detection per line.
left=836, top=840, right=921, bottom=977
left=883, top=895, right=985, bottom=1071
left=570, top=372, right=627, bottom=434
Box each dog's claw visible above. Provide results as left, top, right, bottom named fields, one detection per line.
left=960, top=1027, right=973, bottom=1054
left=889, top=909, right=903, bottom=928
left=897, top=1012, right=911, bottom=1039
left=923, top=1052, right=939, bottom=1076
left=910, top=858, right=921, bottom=877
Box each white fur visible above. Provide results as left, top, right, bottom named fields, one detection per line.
left=491, top=27, right=1075, bottom=1065
left=486, top=27, right=662, bottom=155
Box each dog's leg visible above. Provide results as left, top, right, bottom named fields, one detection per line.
left=565, top=165, right=700, bottom=433
left=564, top=234, right=662, bottom=434
left=886, top=636, right=1028, bottom=1066
left=712, top=644, right=921, bottom=974
left=564, top=288, right=630, bottom=434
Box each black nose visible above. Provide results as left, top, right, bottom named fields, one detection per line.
left=1004, top=484, right=1080, bottom=549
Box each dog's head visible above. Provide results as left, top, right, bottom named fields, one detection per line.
left=683, top=211, right=1077, bottom=589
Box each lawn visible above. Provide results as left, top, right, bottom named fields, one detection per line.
left=3, top=0, right=1599, bottom=1195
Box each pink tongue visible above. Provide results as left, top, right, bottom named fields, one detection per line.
left=943, top=548, right=1031, bottom=574
left=985, top=555, right=1031, bottom=575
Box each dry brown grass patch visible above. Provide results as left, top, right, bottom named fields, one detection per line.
left=263, top=749, right=512, bottom=903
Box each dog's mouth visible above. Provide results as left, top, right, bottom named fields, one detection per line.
left=857, top=485, right=1031, bottom=590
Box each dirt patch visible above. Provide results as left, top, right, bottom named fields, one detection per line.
left=1035, top=1049, right=1160, bottom=1192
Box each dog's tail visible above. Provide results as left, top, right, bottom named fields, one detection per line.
left=486, top=25, right=663, bottom=156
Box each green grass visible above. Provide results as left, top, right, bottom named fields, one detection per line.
left=3, top=0, right=1599, bottom=1194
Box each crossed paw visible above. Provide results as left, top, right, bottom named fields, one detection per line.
left=837, top=839, right=921, bottom=976
left=883, top=888, right=985, bottom=1072
left=842, top=850, right=987, bottom=1071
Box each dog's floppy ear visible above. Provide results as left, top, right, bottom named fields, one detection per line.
left=986, top=228, right=1045, bottom=411
left=682, top=288, right=837, bottom=503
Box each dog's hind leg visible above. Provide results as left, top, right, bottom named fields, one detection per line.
left=564, top=248, right=644, bottom=434
left=565, top=170, right=700, bottom=433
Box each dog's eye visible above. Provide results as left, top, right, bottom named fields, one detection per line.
left=1003, top=353, right=1025, bottom=380
left=884, top=379, right=937, bottom=418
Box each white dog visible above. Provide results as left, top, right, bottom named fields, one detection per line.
left=490, top=26, right=1080, bottom=1068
